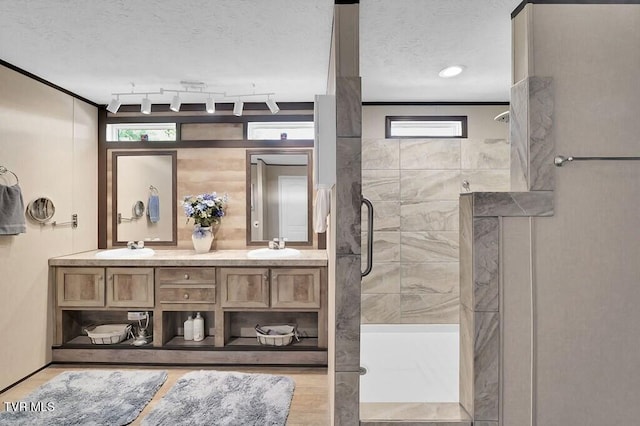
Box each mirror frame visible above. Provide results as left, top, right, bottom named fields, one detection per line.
left=112, top=150, right=178, bottom=246
left=245, top=149, right=313, bottom=247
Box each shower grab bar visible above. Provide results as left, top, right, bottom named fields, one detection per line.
left=361, top=197, right=374, bottom=278
left=554, top=155, right=640, bottom=167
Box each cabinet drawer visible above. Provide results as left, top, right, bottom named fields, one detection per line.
left=156, top=267, right=216, bottom=283
left=57, top=267, right=105, bottom=307
left=271, top=268, right=321, bottom=309
left=220, top=268, right=269, bottom=308
left=158, top=285, right=216, bottom=304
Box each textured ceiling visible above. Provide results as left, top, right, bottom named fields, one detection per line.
left=0, top=0, right=521, bottom=105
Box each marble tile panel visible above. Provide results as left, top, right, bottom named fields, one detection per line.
left=360, top=402, right=472, bottom=423
left=336, top=137, right=362, bottom=255
left=362, top=170, right=400, bottom=201
left=362, top=231, right=401, bottom=263
left=362, top=201, right=400, bottom=231
left=361, top=294, right=401, bottom=324
left=336, top=77, right=362, bottom=138
left=473, top=218, right=499, bottom=312
left=401, top=231, right=459, bottom=262
left=459, top=195, right=473, bottom=311
left=471, top=191, right=554, bottom=217
left=400, top=170, right=461, bottom=201
left=460, top=170, right=510, bottom=193
left=400, top=139, right=461, bottom=170
left=461, top=138, right=510, bottom=170
left=510, top=79, right=529, bottom=192
left=362, top=138, right=400, bottom=170
left=335, top=255, right=361, bottom=371
left=459, top=304, right=473, bottom=418
left=401, top=201, right=459, bottom=231
left=400, top=262, right=459, bottom=295
left=362, top=262, right=401, bottom=294
left=400, top=294, right=459, bottom=324
left=474, top=311, right=499, bottom=421
left=334, top=371, right=360, bottom=426
left=529, top=76, right=555, bottom=191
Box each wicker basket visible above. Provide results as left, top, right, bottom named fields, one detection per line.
left=84, top=324, right=132, bottom=344
left=255, top=324, right=298, bottom=346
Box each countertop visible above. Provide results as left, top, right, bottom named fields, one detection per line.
left=49, top=249, right=328, bottom=267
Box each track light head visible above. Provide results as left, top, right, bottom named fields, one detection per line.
left=233, top=100, right=244, bottom=117
left=106, top=97, right=121, bottom=114
left=205, top=97, right=215, bottom=114
left=266, top=97, right=279, bottom=114
left=141, top=97, right=152, bottom=114
left=170, top=94, right=181, bottom=112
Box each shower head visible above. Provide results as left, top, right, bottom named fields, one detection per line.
left=494, top=111, right=509, bottom=123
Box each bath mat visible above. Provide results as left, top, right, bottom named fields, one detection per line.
left=0, top=369, right=167, bottom=426
left=141, top=370, right=295, bottom=426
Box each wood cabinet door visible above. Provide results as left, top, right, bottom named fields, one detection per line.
left=271, top=268, right=321, bottom=309
left=220, top=268, right=269, bottom=308
left=106, top=267, right=154, bottom=308
left=57, top=267, right=105, bottom=307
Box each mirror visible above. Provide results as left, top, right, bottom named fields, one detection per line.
left=246, top=149, right=312, bottom=246
left=26, top=197, right=55, bottom=223
left=112, top=151, right=177, bottom=246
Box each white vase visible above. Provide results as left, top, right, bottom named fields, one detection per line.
left=192, top=226, right=214, bottom=253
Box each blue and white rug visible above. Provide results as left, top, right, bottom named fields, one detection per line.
left=0, top=369, right=167, bottom=426
left=141, top=370, right=295, bottom=426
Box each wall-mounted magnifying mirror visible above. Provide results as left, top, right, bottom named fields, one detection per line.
left=133, top=201, right=145, bottom=218
left=26, top=197, right=56, bottom=223
left=112, top=151, right=177, bottom=246
left=246, top=149, right=312, bottom=246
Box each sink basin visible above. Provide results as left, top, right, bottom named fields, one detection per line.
left=246, top=248, right=301, bottom=259
left=95, top=248, right=155, bottom=259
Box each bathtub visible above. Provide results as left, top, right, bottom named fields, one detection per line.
left=359, top=324, right=459, bottom=403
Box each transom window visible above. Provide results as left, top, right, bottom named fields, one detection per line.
left=386, top=116, right=467, bottom=138
left=106, top=123, right=177, bottom=142
left=247, top=121, right=314, bottom=140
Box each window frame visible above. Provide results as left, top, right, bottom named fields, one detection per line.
left=106, top=122, right=177, bottom=142
left=385, top=115, right=468, bottom=139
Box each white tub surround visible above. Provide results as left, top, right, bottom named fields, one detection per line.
left=49, top=249, right=328, bottom=366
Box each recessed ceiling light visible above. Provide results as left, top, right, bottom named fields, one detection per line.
left=438, top=65, right=464, bottom=78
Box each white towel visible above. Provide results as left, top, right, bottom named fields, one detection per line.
left=0, top=184, right=26, bottom=235
left=313, top=186, right=331, bottom=233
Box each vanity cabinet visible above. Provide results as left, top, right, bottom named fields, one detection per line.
left=50, top=251, right=328, bottom=366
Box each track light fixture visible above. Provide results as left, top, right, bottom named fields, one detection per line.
left=169, top=94, right=181, bottom=112
left=141, top=97, right=152, bottom=114
left=106, top=96, right=121, bottom=113
left=106, top=82, right=278, bottom=115
left=233, top=99, right=244, bottom=117
left=266, top=96, right=280, bottom=114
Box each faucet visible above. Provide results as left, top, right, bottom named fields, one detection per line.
left=268, top=238, right=287, bottom=250
left=127, top=240, right=145, bottom=250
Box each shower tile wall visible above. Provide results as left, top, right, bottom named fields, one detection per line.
left=362, top=130, right=509, bottom=324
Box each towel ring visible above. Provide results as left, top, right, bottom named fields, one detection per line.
left=0, top=166, right=19, bottom=184
left=149, top=185, right=159, bottom=195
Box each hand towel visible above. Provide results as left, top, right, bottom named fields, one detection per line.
left=313, top=186, right=331, bottom=233
left=148, top=194, right=160, bottom=223
left=0, top=184, right=26, bottom=235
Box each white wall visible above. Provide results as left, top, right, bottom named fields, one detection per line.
left=503, top=5, right=640, bottom=425
left=0, top=65, right=98, bottom=390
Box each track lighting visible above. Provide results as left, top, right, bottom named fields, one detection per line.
left=106, top=96, right=121, bottom=113
left=233, top=100, right=244, bottom=117
left=107, top=82, right=278, bottom=115
left=141, top=97, right=152, bottom=114
left=169, top=94, right=181, bottom=112
left=206, top=97, right=215, bottom=114
left=266, top=97, right=279, bottom=114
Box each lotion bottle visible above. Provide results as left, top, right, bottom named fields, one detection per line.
left=193, top=312, right=205, bottom=342
left=184, top=315, right=194, bottom=341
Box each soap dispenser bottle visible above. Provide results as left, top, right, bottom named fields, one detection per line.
left=193, top=312, right=205, bottom=342
left=184, top=315, right=194, bottom=341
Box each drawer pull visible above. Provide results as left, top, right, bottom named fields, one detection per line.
left=184, top=274, right=189, bottom=280
left=183, top=293, right=189, bottom=299
left=263, top=273, right=269, bottom=280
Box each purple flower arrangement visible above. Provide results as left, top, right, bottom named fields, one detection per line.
left=182, top=192, right=228, bottom=228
